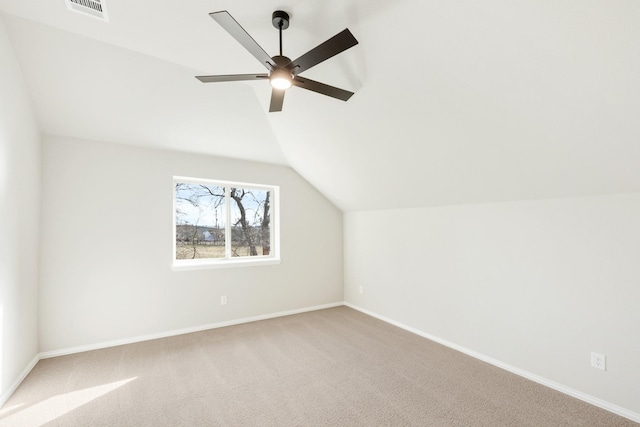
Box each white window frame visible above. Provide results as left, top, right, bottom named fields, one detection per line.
left=172, top=176, right=280, bottom=270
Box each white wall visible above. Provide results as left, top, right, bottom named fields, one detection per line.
left=39, top=136, right=343, bottom=352
left=345, top=194, right=640, bottom=416
left=0, top=18, right=40, bottom=403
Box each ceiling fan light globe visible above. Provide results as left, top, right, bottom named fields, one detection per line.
left=271, top=78, right=292, bottom=89
left=270, top=70, right=292, bottom=89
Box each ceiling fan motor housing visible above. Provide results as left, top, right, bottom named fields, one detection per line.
left=271, top=55, right=292, bottom=69
left=269, top=55, right=293, bottom=89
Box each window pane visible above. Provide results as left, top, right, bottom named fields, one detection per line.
left=175, top=183, right=226, bottom=259
left=230, top=187, right=271, bottom=257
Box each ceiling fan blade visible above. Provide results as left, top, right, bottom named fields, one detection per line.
left=269, top=89, right=285, bottom=112
left=292, top=77, right=354, bottom=101
left=288, top=29, right=358, bottom=75
left=210, top=11, right=274, bottom=70
left=196, top=74, right=268, bottom=83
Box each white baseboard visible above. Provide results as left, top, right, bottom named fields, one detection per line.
left=344, top=302, right=640, bottom=424
left=1, top=301, right=344, bottom=409
left=39, top=301, right=344, bottom=359
left=0, top=354, right=40, bottom=409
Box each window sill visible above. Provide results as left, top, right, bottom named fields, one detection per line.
left=171, top=257, right=281, bottom=271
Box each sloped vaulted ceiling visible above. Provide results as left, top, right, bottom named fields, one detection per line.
left=1, top=0, right=640, bottom=211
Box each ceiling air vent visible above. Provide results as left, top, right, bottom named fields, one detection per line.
left=65, top=0, right=108, bottom=22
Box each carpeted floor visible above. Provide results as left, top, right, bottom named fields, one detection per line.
left=1, top=306, right=636, bottom=426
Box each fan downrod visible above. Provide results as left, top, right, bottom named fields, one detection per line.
left=272, top=11, right=289, bottom=30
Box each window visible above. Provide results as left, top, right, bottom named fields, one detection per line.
left=173, top=177, right=279, bottom=269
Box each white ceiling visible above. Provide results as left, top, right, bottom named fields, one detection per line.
left=2, top=0, right=640, bottom=211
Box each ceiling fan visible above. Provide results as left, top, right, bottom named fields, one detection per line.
left=196, top=10, right=359, bottom=112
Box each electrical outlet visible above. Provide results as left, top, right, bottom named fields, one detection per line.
left=591, top=352, right=606, bottom=371
left=358, top=286, right=363, bottom=295
left=220, top=296, right=228, bottom=305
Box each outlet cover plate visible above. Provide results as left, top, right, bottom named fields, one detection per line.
left=591, top=352, right=606, bottom=371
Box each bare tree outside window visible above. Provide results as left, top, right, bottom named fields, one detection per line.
left=174, top=180, right=274, bottom=262
left=230, top=187, right=271, bottom=257
left=175, top=183, right=225, bottom=259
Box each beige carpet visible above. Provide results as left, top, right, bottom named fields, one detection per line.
left=1, top=306, right=636, bottom=426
